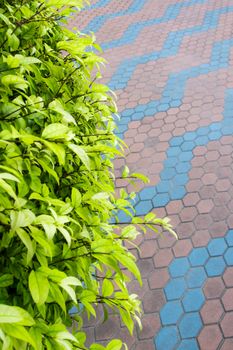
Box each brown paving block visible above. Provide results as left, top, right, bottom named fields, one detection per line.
left=148, top=268, right=169, bottom=289
left=137, top=313, right=160, bottom=340
left=176, top=221, right=195, bottom=239
left=223, top=267, right=233, bottom=287
left=172, top=239, right=193, bottom=257
left=198, top=325, right=222, bottom=350
left=200, top=299, right=224, bottom=324
left=204, top=277, right=225, bottom=299
left=179, top=206, right=198, bottom=222
left=209, top=221, right=228, bottom=238
left=220, top=312, right=233, bottom=337
left=153, top=248, right=174, bottom=268
left=197, top=199, right=214, bottom=214
left=134, top=339, right=155, bottom=350
left=221, top=288, right=233, bottom=311
left=220, top=339, right=233, bottom=350
left=183, top=192, right=200, bottom=207
left=143, top=289, right=165, bottom=313
left=139, top=240, right=158, bottom=259
left=192, top=229, right=211, bottom=247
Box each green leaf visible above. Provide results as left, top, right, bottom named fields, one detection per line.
left=0, top=305, right=34, bottom=326
left=43, top=141, right=66, bottom=165
left=68, top=143, right=90, bottom=170
left=102, top=279, right=114, bottom=297
left=0, top=274, right=13, bottom=288
left=16, top=228, right=35, bottom=264
left=49, top=284, right=66, bottom=312
left=1, top=324, right=36, bottom=348
left=115, top=253, right=142, bottom=285
left=71, top=188, right=81, bottom=208
left=0, top=173, right=20, bottom=182
left=42, top=123, right=69, bottom=140
left=1, top=75, right=28, bottom=90
left=59, top=276, right=82, bottom=302
left=10, top=209, right=35, bottom=232
left=106, top=339, right=123, bottom=350
left=90, top=345, right=106, bottom=350
left=0, top=178, right=17, bottom=200
left=49, top=100, right=76, bottom=124
left=28, top=270, right=49, bottom=305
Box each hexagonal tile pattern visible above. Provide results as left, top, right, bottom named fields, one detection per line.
left=78, top=0, right=233, bottom=347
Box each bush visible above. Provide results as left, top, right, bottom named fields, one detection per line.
left=0, top=1, right=175, bottom=349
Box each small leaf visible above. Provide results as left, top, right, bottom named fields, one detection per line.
left=68, top=143, right=90, bottom=170
left=28, top=270, right=49, bottom=305
left=106, top=339, right=123, bottom=350
left=16, top=228, right=35, bottom=264
left=0, top=305, right=34, bottom=326
left=102, top=279, right=114, bottom=297
left=1, top=324, right=36, bottom=348
left=0, top=274, right=13, bottom=288
left=71, top=188, right=81, bottom=208
left=42, top=123, right=69, bottom=140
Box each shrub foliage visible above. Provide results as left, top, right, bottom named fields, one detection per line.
left=0, top=1, right=175, bottom=349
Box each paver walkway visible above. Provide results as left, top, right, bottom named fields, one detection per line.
left=70, top=1, right=233, bottom=349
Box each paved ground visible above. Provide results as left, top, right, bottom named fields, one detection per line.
left=70, top=0, right=233, bottom=349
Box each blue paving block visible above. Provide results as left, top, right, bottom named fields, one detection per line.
left=205, top=256, right=226, bottom=276
left=170, top=136, right=183, bottom=146
left=186, top=267, right=207, bottom=288
left=178, top=151, right=193, bottom=162
left=134, top=200, right=153, bottom=215
left=177, top=339, right=199, bottom=350
left=225, top=230, right=233, bottom=246
left=173, top=174, right=189, bottom=186
left=184, top=132, right=197, bottom=141
left=139, top=187, right=156, bottom=200
left=182, top=289, right=205, bottom=312
left=181, top=141, right=195, bottom=151
left=179, top=312, right=203, bottom=339
left=152, top=193, right=170, bottom=207
left=160, top=301, right=184, bottom=325
left=169, top=257, right=190, bottom=277
left=224, top=247, right=233, bottom=265
left=188, top=247, right=209, bottom=266
left=175, top=162, right=191, bottom=174
left=170, top=186, right=186, bottom=200
left=164, top=278, right=187, bottom=301
left=155, top=326, right=180, bottom=350
left=207, top=238, right=227, bottom=256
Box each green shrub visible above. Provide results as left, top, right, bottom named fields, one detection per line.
left=0, top=1, right=175, bottom=349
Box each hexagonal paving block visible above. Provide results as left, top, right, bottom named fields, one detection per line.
left=205, top=256, right=226, bottom=277
left=182, top=289, right=205, bottom=312
left=203, top=277, right=225, bottom=299
left=200, top=299, right=224, bottom=324
left=186, top=267, right=207, bottom=288
left=188, top=247, right=209, bottom=267
left=177, top=339, right=199, bottom=350
left=164, top=277, right=187, bottom=301
left=207, top=237, right=227, bottom=256
left=169, top=257, right=190, bottom=277
left=154, top=326, right=180, bottom=350
left=198, top=324, right=222, bottom=350
left=225, top=230, right=233, bottom=246
left=224, top=247, right=233, bottom=266
left=221, top=312, right=233, bottom=337
left=179, top=312, right=203, bottom=339
left=223, top=267, right=233, bottom=286
left=160, top=300, right=184, bottom=326
left=221, top=288, right=233, bottom=311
